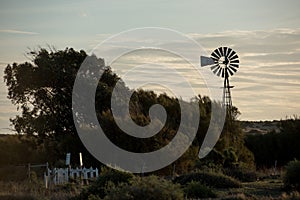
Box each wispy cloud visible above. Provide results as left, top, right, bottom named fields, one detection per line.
left=189, top=28, right=300, bottom=120
left=95, top=28, right=300, bottom=120
left=0, top=29, right=39, bottom=35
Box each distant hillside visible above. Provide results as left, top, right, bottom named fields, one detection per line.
left=240, top=120, right=280, bottom=135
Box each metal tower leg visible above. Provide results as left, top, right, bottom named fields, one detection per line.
left=223, top=76, right=233, bottom=114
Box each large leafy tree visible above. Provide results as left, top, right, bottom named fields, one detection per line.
left=4, top=48, right=114, bottom=165
left=5, top=48, right=85, bottom=137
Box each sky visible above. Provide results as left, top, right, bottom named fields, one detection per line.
left=0, top=0, right=300, bottom=134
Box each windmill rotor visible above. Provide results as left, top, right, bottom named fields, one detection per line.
left=209, top=47, right=239, bottom=78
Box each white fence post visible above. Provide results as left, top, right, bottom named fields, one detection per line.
left=95, top=168, right=99, bottom=178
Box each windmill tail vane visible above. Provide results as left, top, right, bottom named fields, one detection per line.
left=200, top=47, right=239, bottom=113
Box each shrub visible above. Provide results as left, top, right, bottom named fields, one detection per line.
left=183, top=181, right=217, bottom=198
left=223, top=167, right=258, bottom=182
left=73, top=169, right=133, bottom=200
left=284, top=160, right=300, bottom=191
left=104, top=175, right=184, bottom=200
left=175, top=171, right=241, bottom=188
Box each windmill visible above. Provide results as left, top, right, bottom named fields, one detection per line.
left=200, top=47, right=239, bottom=113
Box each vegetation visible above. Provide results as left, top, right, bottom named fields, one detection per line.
left=174, top=170, right=242, bottom=188
left=284, top=160, right=300, bottom=191
left=245, top=117, right=300, bottom=167
left=75, top=168, right=133, bottom=199
left=1, top=47, right=300, bottom=199
left=183, top=181, right=217, bottom=198
left=103, top=176, right=184, bottom=200
left=223, top=166, right=258, bottom=182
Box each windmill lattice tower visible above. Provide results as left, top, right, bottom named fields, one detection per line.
left=201, top=47, right=239, bottom=113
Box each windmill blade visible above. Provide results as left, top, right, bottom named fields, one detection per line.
left=228, top=65, right=237, bottom=72
left=214, top=48, right=222, bottom=58
left=227, top=49, right=235, bottom=59
left=223, top=47, right=228, bottom=57
left=213, top=66, right=220, bottom=74
left=227, top=69, right=231, bottom=77
left=211, top=52, right=220, bottom=61
left=226, top=48, right=232, bottom=57
left=218, top=47, right=224, bottom=56
left=211, top=55, right=219, bottom=63
left=217, top=47, right=223, bottom=57
left=210, top=64, right=219, bottom=70
left=230, top=63, right=239, bottom=68
left=227, top=67, right=234, bottom=76
left=217, top=68, right=222, bottom=76
left=229, top=54, right=239, bottom=61
left=200, top=56, right=215, bottom=67
left=221, top=68, right=225, bottom=78
left=230, top=59, right=239, bottom=64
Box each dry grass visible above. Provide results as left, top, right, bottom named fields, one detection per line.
left=0, top=181, right=80, bottom=200
left=0, top=174, right=299, bottom=200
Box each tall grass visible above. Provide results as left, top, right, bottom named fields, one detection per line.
left=0, top=180, right=80, bottom=200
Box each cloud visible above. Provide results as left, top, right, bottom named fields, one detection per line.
left=216, top=28, right=300, bottom=120
left=0, top=29, right=39, bottom=35
left=57, top=28, right=300, bottom=120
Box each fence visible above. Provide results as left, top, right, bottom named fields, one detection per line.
left=44, top=167, right=99, bottom=187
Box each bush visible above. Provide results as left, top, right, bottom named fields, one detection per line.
left=175, top=171, right=241, bottom=188
left=284, top=160, right=300, bottom=190
left=184, top=181, right=217, bottom=198
left=223, top=167, right=258, bottom=182
left=74, top=168, right=133, bottom=200
left=104, top=175, right=184, bottom=200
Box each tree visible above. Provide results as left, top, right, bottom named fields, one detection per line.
left=4, top=48, right=115, bottom=165
left=198, top=105, right=255, bottom=169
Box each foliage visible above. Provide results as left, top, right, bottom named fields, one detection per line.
left=183, top=181, right=217, bottom=198
left=223, top=166, right=258, bottom=182
left=197, top=106, right=255, bottom=170
left=284, top=160, right=300, bottom=191
left=175, top=170, right=241, bottom=188
left=74, top=168, right=133, bottom=199
left=103, top=175, right=184, bottom=200
left=246, top=117, right=300, bottom=167
left=4, top=48, right=105, bottom=166
left=4, top=48, right=87, bottom=137
left=0, top=135, right=46, bottom=167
